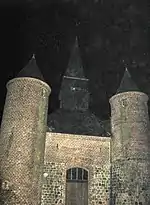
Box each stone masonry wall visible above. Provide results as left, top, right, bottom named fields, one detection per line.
left=0, top=77, right=50, bottom=205
left=41, top=162, right=65, bottom=205
left=90, top=166, right=110, bottom=204
left=110, top=91, right=150, bottom=205
left=41, top=132, right=110, bottom=205
left=110, top=92, right=150, bottom=160
left=111, top=159, right=150, bottom=205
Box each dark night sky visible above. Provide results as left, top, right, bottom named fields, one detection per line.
left=0, top=0, right=149, bottom=122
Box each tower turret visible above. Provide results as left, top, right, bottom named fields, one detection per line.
left=109, top=67, right=150, bottom=204
left=59, top=36, right=89, bottom=111
left=17, top=54, right=45, bottom=81
left=0, top=55, right=51, bottom=205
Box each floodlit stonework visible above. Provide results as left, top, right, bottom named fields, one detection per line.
left=41, top=133, right=110, bottom=205
left=110, top=91, right=150, bottom=205
left=0, top=38, right=150, bottom=205
left=0, top=77, right=50, bottom=205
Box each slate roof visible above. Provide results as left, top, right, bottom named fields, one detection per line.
left=17, top=54, right=45, bottom=81
left=117, top=68, right=140, bottom=94
left=64, top=36, right=87, bottom=79
left=47, top=109, right=110, bottom=137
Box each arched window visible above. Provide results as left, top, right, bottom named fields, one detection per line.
left=66, top=167, right=88, bottom=205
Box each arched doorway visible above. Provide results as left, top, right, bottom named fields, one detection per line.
left=66, top=167, right=88, bottom=205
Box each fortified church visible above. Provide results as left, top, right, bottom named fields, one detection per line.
left=0, top=36, right=150, bottom=205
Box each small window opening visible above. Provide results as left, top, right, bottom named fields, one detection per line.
left=66, top=167, right=88, bottom=182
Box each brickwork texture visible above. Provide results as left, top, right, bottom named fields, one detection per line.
left=110, top=91, right=150, bottom=205
left=41, top=133, right=110, bottom=205
left=0, top=76, right=150, bottom=205
left=0, top=77, right=50, bottom=205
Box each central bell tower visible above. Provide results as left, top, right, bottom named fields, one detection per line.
left=59, top=36, right=89, bottom=111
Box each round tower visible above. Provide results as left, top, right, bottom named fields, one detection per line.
left=0, top=55, right=51, bottom=205
left=109, top=68, right=150, bottom=205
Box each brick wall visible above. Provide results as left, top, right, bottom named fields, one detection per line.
left=41, top=132, right=110, bottom=205
left=110, top=91, right=150, bottom=205
left=0, top=77, right=50, bottom=205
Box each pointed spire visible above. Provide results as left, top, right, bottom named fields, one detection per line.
left=117, top=66, right=140, bottom=94
left=17, top=54, right=45, bottom=81
left=64, top=36, right=87, bottom=79
left=32, top=53, right=35, bottom=59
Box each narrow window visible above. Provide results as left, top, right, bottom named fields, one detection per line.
left=66, top=167, right=88, bottom=205
left=122, top=99, right=127, bottom=107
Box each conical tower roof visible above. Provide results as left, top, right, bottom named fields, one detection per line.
left=64, top=36, right=87, bottom=79
left=17, top=54, right=45, bottom=81
left=116, top=68, right=140, bottom=94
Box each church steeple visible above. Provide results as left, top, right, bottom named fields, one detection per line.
left=17, top=54, right=45, bottom=81
left=116, top=67, right=140, bottom=94
left=64, top=36, right=88, bottom=80
left=59, top=36, right=89, bottom=111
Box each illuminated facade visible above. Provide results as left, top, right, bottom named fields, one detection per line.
left=0, top=37, right=150, bottom=205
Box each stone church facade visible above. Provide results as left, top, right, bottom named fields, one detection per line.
left=0, top=37, right=150, bottom=205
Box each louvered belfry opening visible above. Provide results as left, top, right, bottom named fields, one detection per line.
left=66, top=167, right=88, bottom=205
